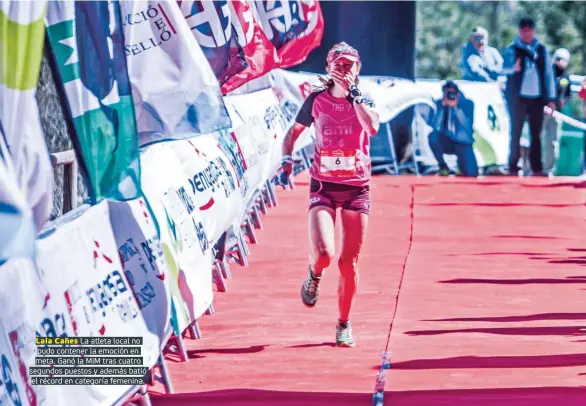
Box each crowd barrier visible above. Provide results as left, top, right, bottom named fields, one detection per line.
left=0, top=83, right=313, bottom=406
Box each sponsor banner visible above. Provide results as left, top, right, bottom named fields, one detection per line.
left=252, top=0, right=324, bottom=69
left=0, top=258, right=50, bottom=406
left=225, top=88, right=289, bottom=195
left=45, top=0, right=141, bottom=202
left=108, top=198, right=173, bottom=345
left=121, top=0, right=231, bottom=146
left=140, top=144, right=214, bottom=333
left=178, top=0, right=247, bottom=86
left=0, top=314, right=33, bottom=406
left=0, top=202, right=159, bottom=406
left=0, top=0, right=53, bottom=237
left=170, top=135, right=245, bottom=242
left=415, top=79, right=510, bottom=167
left=220, top=0, right=281, bottom=95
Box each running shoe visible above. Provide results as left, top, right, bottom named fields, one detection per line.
left=301, top=266, right=322, bottom=307
left=336, top=321, right=355, bottom=347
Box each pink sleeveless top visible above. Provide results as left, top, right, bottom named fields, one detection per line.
left=295, top=88, right=374, bottom=187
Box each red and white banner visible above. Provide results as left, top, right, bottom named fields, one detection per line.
left=252, top=0, right=324, bottom=69
left=221, top=0, right=281, bottom=95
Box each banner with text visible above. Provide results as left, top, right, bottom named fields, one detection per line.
left=140, top=144, right=214, bottom=334
left=0, top=202, right=160, bottom=406
left=121, top=0, right=232, bottom=146
left=108, top=198, right=173, bottom=344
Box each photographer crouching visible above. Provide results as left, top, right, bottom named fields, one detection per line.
left=427, top=81, right=478, bottom=177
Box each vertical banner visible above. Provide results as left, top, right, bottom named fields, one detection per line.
left=220, top=0, right=281, bottom=95
left=178, top=1, right=247, bottom=86
left=0, top=125, right=37, bottom=264
left=108, top=198, right=173, bottom=345
left=45, top=0, right=141, bottom=202
left=0, top=0, right=53, bottom=234
left=120, top=0, right=232, bottom=146
left=34, top=202, right=159, bottom=405
left=140, top=144, right=214, bottom=333
left=253, top=0, right=324, bottom=69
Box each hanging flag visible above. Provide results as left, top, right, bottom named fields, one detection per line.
left=0, top=0, right=53, bottom=233
left=253, top=0, right=324, bottom=69
left=220, top=0, right=281, bottom=95
left=178, top=1, right=248, bottom=86
left=120, top=0, right=231, bottom=146
left=45, top=0, right=141, bottom=203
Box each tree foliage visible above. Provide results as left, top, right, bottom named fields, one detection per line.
left=416, top=1, right=586, bottom=80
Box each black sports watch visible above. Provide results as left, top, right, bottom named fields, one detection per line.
left=346, top=84, right=362, bottom=105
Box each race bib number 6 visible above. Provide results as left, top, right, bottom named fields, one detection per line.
left=319, top=149, right=358, bottom=178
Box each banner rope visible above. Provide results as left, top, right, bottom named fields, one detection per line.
left=372, top=184, right=415, bottom=405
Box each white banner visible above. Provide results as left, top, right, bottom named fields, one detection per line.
left=170, top=135, right=244, bottom=242
left=0, top=202, right=159, bottom=406
left=226, top=88, right=290, bottom=192
left=108, top=198, right=173, bottom=345
left=140, top=143, right=214, bottom=333
left=120, top=0, right=231, bottom=146
left=0, top=0, right=53, bottom=234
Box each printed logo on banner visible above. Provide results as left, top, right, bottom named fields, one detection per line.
left=8, top=327, right=37, bottom=406
left=86, top=240, right=139, bottom=328
left=253, top=1, right=319, bottom=45
left=179, top=1, right=247, bottom=85
left=119, top=236, right=164, bottom=310
left=217, top=130, right=249, bottom=197
left=487, top=105, right=499, bottom=131
left=124, top=4, right=177, bottom=57
left=0, top=352, right=24, bottom=406
left=162, top=188, right=200, bottom=249
left=299, top=82, right=312, bottom=99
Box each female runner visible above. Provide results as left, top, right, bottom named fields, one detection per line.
left=280, top=42, right=380, bottom=347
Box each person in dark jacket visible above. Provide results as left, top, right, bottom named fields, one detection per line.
left=502, top=17, right=556, bottom=176
left=541, top=48, right=571, bottom=173
left=427, top=81, right=478, bottom=177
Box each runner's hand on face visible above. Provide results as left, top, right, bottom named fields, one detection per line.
left=330, top=69, right=355, bottom=91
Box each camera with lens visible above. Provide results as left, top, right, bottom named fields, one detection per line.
left=445, top=89, right=457, bottom=101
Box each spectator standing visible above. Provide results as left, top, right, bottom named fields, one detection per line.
left=427, top=81, right=478, bottom=177
left=503, top=17, right=557, bottom=176
left=460, top=26, right=503, bottom=82
left=541, top=48, right=571, bottom=173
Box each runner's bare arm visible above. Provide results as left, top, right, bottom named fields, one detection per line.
left=354, top=103, right=379, bottom=137
left=282, top=122, right=308, bottom=157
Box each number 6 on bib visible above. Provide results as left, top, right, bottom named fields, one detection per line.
left=319, top=149, right=359, bottom=178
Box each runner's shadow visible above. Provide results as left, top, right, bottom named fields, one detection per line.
left=389, top=353, right=586, bottom=370
left=287, top=342, right=336, bottom=348
left=404, top=326, right=586, bottom=337
left=149, top=386, right=586, bottom=406
left=423, top=313, right=586, bottom=323
left=439, top=277, right=586, bottom=284
left=186, top=345, right=269, bottom=358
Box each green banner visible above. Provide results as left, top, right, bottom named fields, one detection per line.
left=45, top=1, right=140, bottom=202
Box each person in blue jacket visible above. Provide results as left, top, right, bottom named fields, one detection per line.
left=427, top=81, right=478, bottom=177
left=461, top=26, right=503, bottom=82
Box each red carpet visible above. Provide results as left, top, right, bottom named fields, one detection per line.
left=150, top=175, right=586, bottom=405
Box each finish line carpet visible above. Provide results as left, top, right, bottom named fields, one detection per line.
left=149, top=174, right=586, bottom=405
